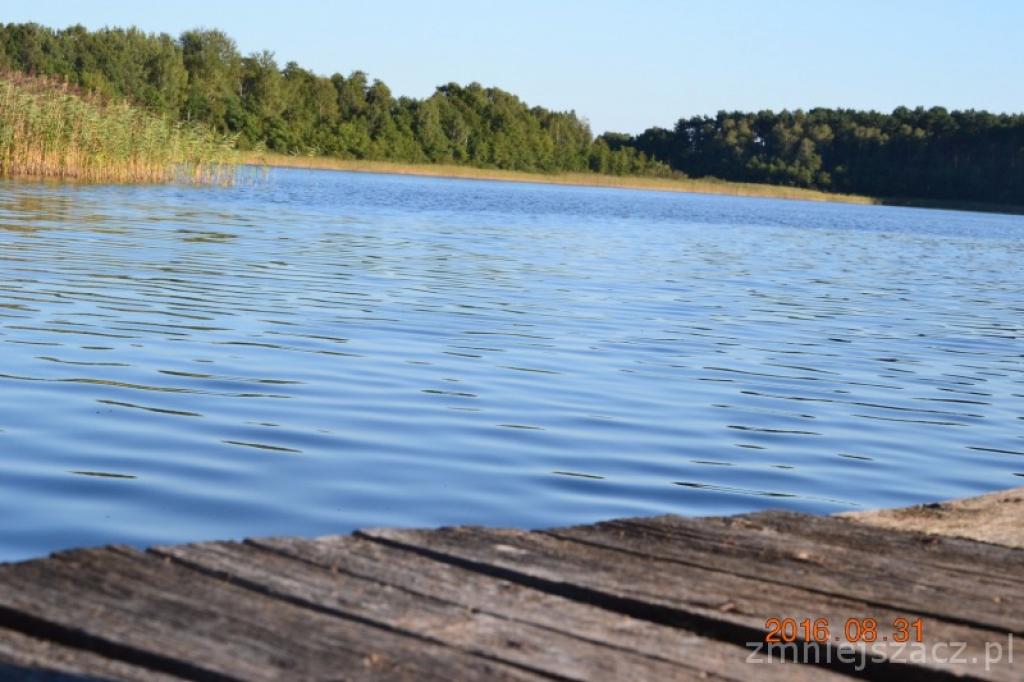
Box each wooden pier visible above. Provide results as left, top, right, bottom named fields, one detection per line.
left=0, top=495, right=1020, bottom=681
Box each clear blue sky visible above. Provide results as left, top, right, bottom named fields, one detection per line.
left=5, top=0, right=1023, bottom=134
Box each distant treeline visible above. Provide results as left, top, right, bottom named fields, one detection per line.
left=613, top=109, right=1024, bottom=206
left=0, top=23, right=667, bottom=177
left=2, top=23, right=1022, bottom=204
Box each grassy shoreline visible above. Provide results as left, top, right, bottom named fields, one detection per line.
left=242, top=153, right=1024, bottom=215
left=239, top=152, right=877, bottom=205
left=0, top=73, right=234, bottom=184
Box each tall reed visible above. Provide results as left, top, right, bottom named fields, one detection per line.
left=0, top=72, right=234, bottom=184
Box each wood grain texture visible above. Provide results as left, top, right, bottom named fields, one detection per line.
left=247, top=534, right=848, bottom=681
left=0, top=546, right=536, bottom=682
left=550, top=513, right=1023, bottom=632
left=364, top=523, right=1019, bottom=681
left=151, top=539, right=705, bottom=681
left=0, top=625, right=182, bottom=681
left=0, top=507, right=1020, bottom=681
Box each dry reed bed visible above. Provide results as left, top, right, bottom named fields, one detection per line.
left=0, top=72, right=234, bottom=184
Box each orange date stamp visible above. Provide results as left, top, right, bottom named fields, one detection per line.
left=764, top=617, right=924, bottom=644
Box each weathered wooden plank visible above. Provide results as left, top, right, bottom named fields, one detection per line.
left=550, top=514, right=1023, bottom=633
left=3, top=503, right=1020, bottom=681
left=362, top=525, right=1019, bottom=681
left=0, top=626, right=183, bottom=681
left=151, top=539, right=714, bottom=682
left=0, top=546, right=539, bottom=682
left=242, top=534, right=855, bottom=681
left=743, top=511, right=1024, bottom=579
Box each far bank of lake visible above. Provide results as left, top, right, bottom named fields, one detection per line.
left=241, top=152, right=875, bottom=204
left=241, top=152, right=1024, bottom=216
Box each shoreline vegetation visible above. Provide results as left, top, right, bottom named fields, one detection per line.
left=0, top=72, right=233, bottom=184
left=244, top=152, right=1024, bottom=215
left=2, top=22, right=1022, bottom=210
left=241, top=151, right=875, bottom=204
left=0, top=70, right=1017, bottom=215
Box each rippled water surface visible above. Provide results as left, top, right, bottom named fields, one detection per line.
left=1, top=170, right=1022, bottom=562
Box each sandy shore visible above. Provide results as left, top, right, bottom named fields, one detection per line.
left=842, top=486, right=1024, bottom=547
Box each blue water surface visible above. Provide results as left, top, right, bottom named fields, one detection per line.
left=0, top=169, right=1021, bottom=562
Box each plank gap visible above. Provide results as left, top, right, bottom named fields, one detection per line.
left=243, top=536, right=704, bottom=667
left=148, top=545, right=574, bottom=682
left=544, top=528, right=1022, bottom=638
left=355, top=531, right=953, bottom=681
left=0, top=602, right=229, bottom=682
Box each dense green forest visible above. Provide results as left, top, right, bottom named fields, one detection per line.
left=614, top=109, right=1024, bottom=205
left=1, top=22, right=1022, bottom=204
left=0, top=23, right=666, bottom=176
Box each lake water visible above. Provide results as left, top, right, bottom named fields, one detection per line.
left=1, top=169, right=1022, bottom=562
